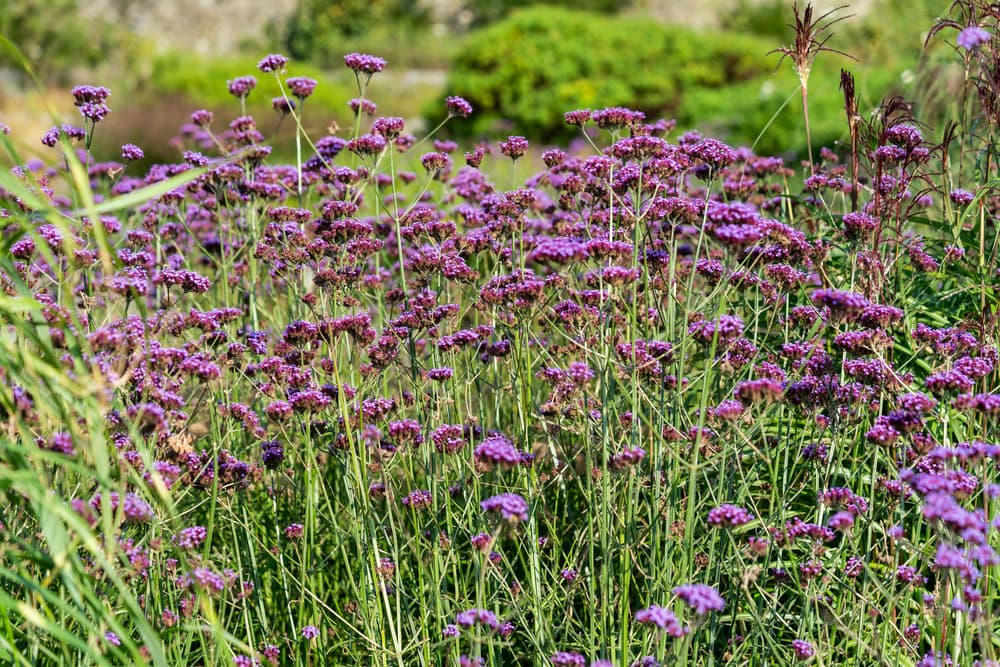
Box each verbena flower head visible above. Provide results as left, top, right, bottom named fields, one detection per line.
left=550, top=652, right=586, bottom=667
left=344, top=52, right=387, bottom=74
left=634, top=605, right=688, bottom=637
left=72, top=85, right=110, bottom=106
left=499, top=136, right=529, bottom=160
left=673, top=583, right=725, bottom=615
left=791, top=639, right=814, bottom=660
left=592, top=106, right=644, bottom=130
left=446, top=96, right=473, bottom=118
left=257, top=53, right=289, bottom=73
left=228, top=76, right=257, bottom=99
left=286, top=76, right=317, bottom=99
left=708, top=504, right=755, bottom=528
left=272, top=97, right=296, bottom=115
left=349, top=97, right=378, bottom=115
left=481, top=492, right=528, bottom=522
left=173, top=525, right=207, bottom=550
left=121, top=143, right=144, bottom=161
left=41, top=124, right=86, bottom=147
left=79, top=102, right=111, bottom=123
left=455, top=608, right=500, bottom=631
left=190, top=109, right=213, bottom=126
left=474, top=434, right=522, bottom=468
left=957, top=26, right=991, bottom=51
left=301, top=625, right=319, bottom=640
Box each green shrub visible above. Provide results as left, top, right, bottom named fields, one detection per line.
left=439, top=6, right=777, bottom=140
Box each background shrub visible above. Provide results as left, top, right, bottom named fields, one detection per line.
left=438, top=7, right=779, bottom=141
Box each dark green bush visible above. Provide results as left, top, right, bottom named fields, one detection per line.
left=440, top=6, right=777, bottom=140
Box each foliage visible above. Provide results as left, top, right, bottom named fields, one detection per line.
left=143, top=51, right=354, bottom=113
left=440, top=6, right=776, bottom=140
left=678, top=58, right=904, bottom=157
left=279, top=0, right=432, bottom=67
left=0, top=0, right=120, bottom=82
left=463, top=0, right=630, bottom=28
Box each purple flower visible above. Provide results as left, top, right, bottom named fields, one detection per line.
left=227, top=76, right=257, bottom=99
left=950, top=188, right=976, bottom=206
left=104, top=631, right=121, bottom=646
left=261, top=441, right=284, bottom=469
left=455, top=608, right=500, bottom=631
left=347, top=134, right=387, bottom=156
left=634, top=605, right=688, bottom=637
left=592, top=106, right=644, bottom=129
left=173, top=526, right=207, bottom=550
left=122, top=493, right=154, bottom=523
left=550, top=653, right=586, bottom=667
left=41, top=124, right=86, bottom=147
left=344, top=52, right=387, bottom=74
left=79, top=103, right=110, bottom=122
left=957, top=26, right=991, bottom=50
left=372, top=116, right=405, bottom=138
left=499, top=135, right=529, bottom=160
left=301, top=625, right=319, bottom=639
left=707, top=504, right=754, bottom=528
left=446, top=96, right=473, bottom=118
left=672, top=583, right=725, bottom=615
left=272, top=96, right=296, bottom=115
left=287, top=76, right=317, bottom=99
left=120, top=143, right=144, bottom=161
left=474, top=434, right=522, bottom=468
left=190, top=109, right=213, bottom=126
left=427, top=367, right=453, bottom=381
left=480, top=493, right=528, bottom=522
left=791, top=640, right=814, bottom=660
left=257, top=53, right=289, bottom=73
left=71, top=85, right=110, bottom=105
left=443, top=624, right=459, bottom=638
left=828, top=511, right=855, bottom=531
left=349, top=98, right=378, bottom=115
left=564, top=109, right=592, bottom=126
left=421, top=152, right=450, bottom=172
left=402, top=489, right=433, bottom=510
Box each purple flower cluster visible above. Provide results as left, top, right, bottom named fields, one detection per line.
left=708, top=504, right=755, bottom=528
left=480, top=493, right=529, bottom=522
left=634, top=605, right=688, bottom=637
